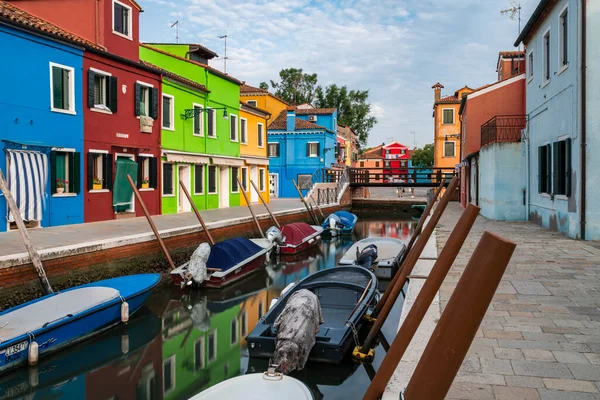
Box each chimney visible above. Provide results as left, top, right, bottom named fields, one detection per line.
left=286, top=108, right=296, bottom=131
left=432, top=82, right=444, bottom=102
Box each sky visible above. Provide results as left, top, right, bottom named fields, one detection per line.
left=138, top=0, right=539, bottom=149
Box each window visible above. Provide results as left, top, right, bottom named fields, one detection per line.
left=240, top=118, right=248, bottom=144
left=442, top=109, right=454, bottom=124
left=400, top=149, right=406, bottom=155
left=241, top=312, right=248, bottom=337
left=528, top=50, right=534, bottom=81
left=298, top=174, right=312, bottom=190
left=257, top=123, right=264, bottom=147
left=307, top=142, right=320, bottom=158
left=384, top=160, right=390, bottom=168
left=113, top=0, right=132, bottom=38
left=400, top=160, right=407, bottom=168
left=268, top=143, right=280, bottom=157
left=360, top=161, right=365, bottom=168
left=193, top=338, right=205, bottom=371
left=259, top=168, right=266, bottom=192
left=137, top=156, right=156, bottom=189
left=444, top=141, right=456, bottom=157
left=50, top=63, right=74, bottom=113
left=208, top=330, right=217, bottom=362
left=88, top=69, right=117, bottom=112
left=538, top=144, right=552, bottom=194
left=194, top=165, right=204, bottom=194
left=208, top=165, right=217, bottom=194
left=51, top=150, right=80, bottom=194
left=135, top=83, right=158, bottom=120
left=163, top=356, right=175, bottom=394
left=230, top=318, right=239, bottom=345
left=230, top=114, right=238, bottom=142
left=241, top=167, right=248, bottom=192
left=139, top=86, right=149, bottom=116
left=559, top=7, right=568, bottom=68
left=543, top=30, right=551, bottom=83
left=553, top=139, right=571, bottom=196
left=375, top=161, right=380, bottom=168
left=231, top=167, right=239, bottom=193
left=87, top=152, right=112, bottom=191
left=162, top=94, right=174, bottom=130
left=193, top=104, right=203, bottom=136
left=207, top=109, right=216, bottom=137
left=246, top=100, right=257, bottom=107
left=163, top=163, right=174, bottom=196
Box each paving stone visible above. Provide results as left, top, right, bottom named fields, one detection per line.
left=495, top=347, right=525, bottom=360
left=584, top=354, right=600, bottom=366
left=493, top=385, right=541, bottom=400
left=538, top=389, right=596, bottom=400
left=498, top=339, right=564, bottom=351
left=568, top=364, right=600, bottom=381
left=505, top=376, right=546, bottom=388
left=512, top=361, right=573, bottom=378
left=481, top=358, right=514, bottom=375
left=544, top=326, right=583, bottom=335
left=484, top=329, right=524, bottom=340
left=523, top=349, right=557, bottom=362
left=553, top=351, right=592, bottom=364
left=543, top=378, right=599, bottom=393
left=455, top=372, right=507, bottom=385
left=461, top=357, right=483, bottom=373
left=524, top=332, right=568, bottom=342
left=446, top=382, right=494, bottom=400
left=561, top=343, right=593, bottom=352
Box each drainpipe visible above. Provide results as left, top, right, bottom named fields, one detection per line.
left=580, top=0, right=587, bottom=240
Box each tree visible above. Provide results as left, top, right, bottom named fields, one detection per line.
left=259, top=82, right=269, bottom=90
left=262, top=68, right=318, bottom=105
left=315, top=84, right=376, bottom=148
left=410, top=144, right=434, bottom=168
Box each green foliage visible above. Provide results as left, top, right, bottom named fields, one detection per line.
left=410, top=144, right=434, bottom=168
left=259, top=82, right=269, bottom=90
left=262, top=68, right=318, bottom=105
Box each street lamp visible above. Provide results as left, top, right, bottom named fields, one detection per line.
left=182, top=107, right=229, bottom=120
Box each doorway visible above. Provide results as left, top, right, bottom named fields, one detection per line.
left=269, top=173, right=278, bottom=198
left=219, top=166, right=229, bottom=208
left=178, top=165, right=191, bottom=213
left=250, top=166, right=258, bottom=202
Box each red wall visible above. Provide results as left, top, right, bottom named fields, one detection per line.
left=102, top=0, right=141, bottom=61
left=83, top=52, right=161, bottom=223
left=382, top=143, right=410, bottom=178
left=498, top=59, right=526, bottom=81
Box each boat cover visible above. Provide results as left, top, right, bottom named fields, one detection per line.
left=192, top=373, right=313, bottom=400
left=333, top=211, right=357, bottom=228
left=281, top=223, right=318, bottom=246
left=207, top=237, right=263, bottom=272
left=0, top=287, right=120, bottom=343
left=188, top=242, right=211, bottom=283
left=340, top=237, right=405, bottom=265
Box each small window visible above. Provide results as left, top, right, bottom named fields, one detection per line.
left=442, top=109, right=454, bottom=124
left=230, top=114, right=238, bottom=142
left=94, top=74, right=108, bottom=108
left=193, top=338, right=205, bottom=371
left=384, top=160, right=390, bottom=168
left=298, top=174, right=312, bottom=190
left=257, top=123, right=264, bottom=147
left=137, top=156, right=156, bottom=189
left=207, top=109, right=216, bottom=137
left=400, top=160, right=407, bottom=167
left=268, top=143, right=280, bottom=157
left=139, top=86, right=150, bottom=116
left=538, top=144, right=552, bottom=194
left=134, top=83, right=158, bottom=120
left=113, top=0, right=131, bottom=38
left=230, top=318, right=239, bottom=345
left=163, top=356, right=175, bottom=394
left=307, top=142, right=319, bottom=157
left=194, top=165, right=204, bottom=194
left=88, top=152, right=111, bottom=191
left=400, top=149, right=406, bottom=155
left=241, top=167, right=248, bottom=192
left=163, top=163, right=174, bottom=196
left=208, top=330, right=217, bottom=362
left=193, top=104, right=203, bottom=136
left=543, top=30, right=551, bottom=83
left=259, top=168, right=266, bottom=192
left=231, top=167, right=239, bottom=193
left=375, top=161, right=380, bottom=168
left=444, top=141, right=456, bottom=157
left=162, top=94, right=174, bottom=130
left=559, top=8, right=568, bottom=68
left=246, top=100, right=257, bottom=107
left=208, top=165, right=217, bottom=194
left=528, top=50, right=534, bottom=80
left=50, top=63, right=74, bottom=113
left=553, top=139, right=571, bottom=196
left=51, top=150, right=80, bottom=194
left=240, top=312, right=248, bottom=337
left=240, top=118, right=248, bottom=144
left=360, top=161, right=365, bottom=168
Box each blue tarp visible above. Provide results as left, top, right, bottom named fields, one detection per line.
left=207, top=237, right=263, bottom=272
left=333, top=211, right=357, bottom=228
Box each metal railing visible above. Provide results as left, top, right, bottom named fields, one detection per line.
left=349, top=168, right=456, bottom=187
left=480, top=115, right=526, bottom=148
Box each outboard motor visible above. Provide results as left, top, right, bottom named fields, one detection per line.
left=327, top=214, right=341, bottom=236
left=356, top=244, right=378, bottom=271
left=266, top=226, right=284, bottom=245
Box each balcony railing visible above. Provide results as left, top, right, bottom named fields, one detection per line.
left=480, top=115, right=526, bottom=147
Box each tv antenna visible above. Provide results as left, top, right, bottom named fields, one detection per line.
left=501, top=1, right=522, bottom=48
left=218, top=34, right=228, bottom=73
left=170, top=21, right=179, bottom=43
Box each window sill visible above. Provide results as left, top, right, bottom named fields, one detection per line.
left=89, top=189, right=110, bottom=193
left=207, top=135, right=217, bottom=139
left=52, top=193, right=77, bottom=197
left=112, top=30, right=133, bottom=41
left=139, top=188, right=155, bottom=192
left=527, top=76, right=534, bottom=84
left=541, top=79, right=551, bottom=89
left=258, top=145, right=265, bottom=149
left=230, top=139, right=239, bottom=143
left=51, top=108, right=76, bottom=115
left=90, top=107, right=113, bottom=115
left=557, top=64, right=569, bottom=76
left=555, top=194, right=569, bottom=201
left=163, top=126, right=175, bottom=132
left=540, top=193, right=552, bottom=198
left=207, top=192, right=218, bottom=195
left=162, top=194, right=175, bottom=198
left=193, top=192, right=204, bottom=196
left=241, top=142, right=248, bottom=146
left=193, top=133, right=204, bottom=137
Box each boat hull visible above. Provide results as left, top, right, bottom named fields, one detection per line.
left=279, top=235, right=320, bottom=255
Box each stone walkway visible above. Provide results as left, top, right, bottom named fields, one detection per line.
left=436, top=203, right=600, bottom=400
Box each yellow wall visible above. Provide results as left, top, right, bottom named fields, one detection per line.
left=241, top=94, right=288, bottom=121
left=433, top=103, right=462, bottom=168
left=240, top=107, right=270, bottom=205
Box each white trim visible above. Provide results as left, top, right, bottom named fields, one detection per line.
left=257, top=122, right=265, bottom=148
left=208, top=329, right=218, bottom=363
left=207, top=108, right=217, bottom=138
left=90, top=67, right=112, bottom=76
left=193, top=337, right=205, bottom=371
left=136, top=80, right=154, bottom=88
left=307, top=141, right=319, bottom=158
left=89, top=189, right=110, bottom=193
left=527, top=48, right=534, bottom=83
left=240, top=117, right=248, bottom=144
left=229, top=113, right=239, bottom=142
left=52, top=147, right=76, bottom=152
left=162, top=162, right=175, bottom=197
left=192, top=103, right=204, bottom=137
left=542, top=27, right=551, bottom=86
left=557, top=64, right=569, bottom=76
left=162, top=355, right=176, bottom=395
left=89, top=149, right=109, bottom=154
left=467, top=74, right=526, bottom=100
left=207, top=165, right=218, bottom=194
left=193, top=164, right=204, bottom=195
left=230, top=318, right=239, bottom=345
left=557, top=3, right=569, bottom=73
left=138, top=153, right=154, bottom=158
left=139, top=188, right=155, bottom=192
left=441, top=108, right=454, bottom=125
left=112, top=0, right=133, bottom=40
left=258, top=167, right=266, bottom=192
left=49, top=62, right=76, bottom=115
left=52, top=193, right=77, bottom=198
left=90, top=107, right=112, bottom=115
left=231, top=166, right=240, bottom=194
left=246, top=100, right=257, bottom=107
left=162, top=93, right=175, bottom=131
left=240, top=166, right=249, bottom=192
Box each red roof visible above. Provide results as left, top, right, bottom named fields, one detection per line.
left=296, top=108, right=336, bottom=115
left=268, top=110, right=327, bottom=131
left=361, top=145, right=383, bottom=159
left=281, top=223, right=318, bottom=247
left=240, top=83, right=269, bottom=94
left=436, top=95, right=460, bottom=104
left=141, top=61, right=209, bottom=93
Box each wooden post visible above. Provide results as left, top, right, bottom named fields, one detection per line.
left=179, top=180, right=215, bottom=246
left=363, top=204, right=480, bottom=400
left=0, top=169, right=53, bottom=294
left=312, top=197, right=325, bottom=220
left=359, top=176, right=459, bottom=354
left=238, top=178, right=265, bottom=238
left=292, top=179, right=319, bottom=225
left=127, top=175, right=176, bottom=271
left=403, top=180, right=444, bottom=258
left=250, top=179, right=280, bottom=229
left=402, top=232, right=516, bottom=400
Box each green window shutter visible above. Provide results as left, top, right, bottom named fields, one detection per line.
left=149, top=157, right=158, bottom=189
left=150, top=88, right=159, bottom=120
left=553, top=142, right=559, bottom=195
left=87, top=70, right=95, bottom=109
left=134, top=83, right=141, bottom=116
left=565, top=138, right=572, bottom=196
left=50, top=151, right=57, bottom=193
left=87, top=153, right=95, bottom=191
left=104, top=153, right=114, bottom=190
left=71, top=152, right=81, bottom=193
left=109, top=76, right=118, bottom=113
left=62, top=69, right=70, bottom=110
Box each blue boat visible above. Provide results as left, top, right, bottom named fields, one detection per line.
left=0, top=274, right=160, bottom=374
left=322, top=211, right=358, bottom=236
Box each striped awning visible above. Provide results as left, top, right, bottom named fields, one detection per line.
left=6, top=150, right=48, bottom=223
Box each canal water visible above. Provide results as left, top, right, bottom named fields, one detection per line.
left=0, top=216, right=417, bottom=400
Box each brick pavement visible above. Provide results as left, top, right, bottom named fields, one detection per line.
left=437, top=203, right=600, bottom=400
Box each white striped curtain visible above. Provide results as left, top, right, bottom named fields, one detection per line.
left=7, top=150, right=48, bottom=223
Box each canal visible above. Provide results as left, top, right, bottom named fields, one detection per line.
left=0, top=215, right=417, bottom=400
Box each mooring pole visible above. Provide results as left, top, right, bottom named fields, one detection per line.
left=402, top=231, right=516, bottom=400
left=127, top=175, right=176, bottom=270
left=0, top=169, right=53, bottom=294
left=404, top=180, right=444, bottom=257
left=179, top=180, right=215, bottom=246
left=292, top=179, right=319, bottom=225
left=238, top=178, right=265, bottom=238
left=311, top=197, right=325, bottom=220
left=358, top=176, right=459, bottom=355
left=363, top=204, right=480, bottom=400
left=250, top=180, right=280, bottom=229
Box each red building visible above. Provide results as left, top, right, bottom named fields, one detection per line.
left=382, top=141, right=410, bottom=181
left=15, top=0, right=162, bottom=221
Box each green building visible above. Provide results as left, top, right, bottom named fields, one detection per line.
left=140, top=44, right=243, bottom=213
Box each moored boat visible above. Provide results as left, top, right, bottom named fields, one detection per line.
left=0, top=274, right=160, bottom=374
left=339, top=237, right=407, bottom=279
left=246, top=266, right=377, bottom=364
left=279, top=222, right=323, bottom=255
left=321, top=211, right=358, bottom=236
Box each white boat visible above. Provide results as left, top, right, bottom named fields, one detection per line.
left=339, top=237, right=407, bottom=279
left=191, top=370, right=313, bottom=400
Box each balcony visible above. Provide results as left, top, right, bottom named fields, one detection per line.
left=480, top=115, right=526, bottom=148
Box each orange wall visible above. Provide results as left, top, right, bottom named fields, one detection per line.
left=433, top=103, right=461, bottom=168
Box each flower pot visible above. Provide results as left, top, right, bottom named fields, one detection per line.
left=141, top=183, right=149, bottom=189
left=56, top=187, right=64, bottom=194
left=93, top=184, right=102, bottom=190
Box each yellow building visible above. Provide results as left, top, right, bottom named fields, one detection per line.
left=338, top=124, right=358, bottom=166
left=239, top=101, right=270, bottom=205
left=432, top=83, right=474, bottom=168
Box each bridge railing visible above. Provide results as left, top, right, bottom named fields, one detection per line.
left=349, top=167, right=456, bottom=186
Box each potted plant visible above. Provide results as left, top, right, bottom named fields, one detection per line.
left=56, top=179, right=67, bottom=194
left=93, top=177, right=103, bottom=190
left=141, top=177, right=150, bottom=189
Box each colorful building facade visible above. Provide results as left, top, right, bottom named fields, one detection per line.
left=239, top=102, right=270, bottom=205
left=338, top=124, right=358, bottom=167
left=382, top=141, right=410, bottom=179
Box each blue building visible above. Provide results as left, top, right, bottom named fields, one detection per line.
left=515, top=0, right=597, bottom=239
left=267, top=108, right=338, bottom=198
left=0, top=5, right=85, bottom=232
